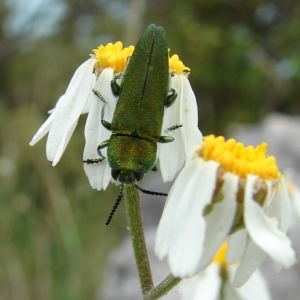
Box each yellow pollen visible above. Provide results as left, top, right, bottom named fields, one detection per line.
left=212, top=242, right=228, bottom=267
left=169, top=53, right=190, bottom=75
left=199, top=135, right=281, bottom=180
left=93, top=43, right=189, bottom=76
left=93, top=41, right=135, bottom=73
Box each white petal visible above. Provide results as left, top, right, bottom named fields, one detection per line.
left=232, top=238, right=266, bottom=287
left=155, top=158, right=200, bottom=260
left=228, top=266, right=271, bottom=300
left=29, top=95, right=64, bottom=146
left=83, top=68, right=116, bottom=190
left=158, top=74, right=202, bottom=182
left=244, top=175, right=296, bottom=268
left=181, top=264, right=221, bottom=300
left=288, top=180, right=300, bottom=221
left=158, top=75, right=185, bottom=182
left=46, top=57, right=97, bottom=165
left=226, top=229, right=248, bottom=264
left=265, top=178, right=291, bottom=232
left=156, top=159, right=219, bottom=277
left=178, top=74, right=202, bottom=154
left=82, top=75, right=97, bottom=113
left=197, top=173, right=238, bottom=270
left=223, top=280, right=242, bottom=300
left=64, top=55, right=95, bottom=95
left=266, top=178, right=293, bottom=274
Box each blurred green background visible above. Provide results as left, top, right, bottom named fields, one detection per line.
left=1, top=0, right=300, bottom=299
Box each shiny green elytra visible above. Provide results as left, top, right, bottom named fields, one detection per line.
left=94, top=24, right=177, bottom=184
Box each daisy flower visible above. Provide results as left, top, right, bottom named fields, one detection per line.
left=181, top=243, right=271, bottom=300
left=155, top=135, right=296, bottom=287
left=82, top=42, right=136, bottom=190
left=83, top=50, right=201, bottom=190
left=29, top=42, right=134, bottom=167
left=157, top=54, right=202, bottom=183
left=30, top=28, right=201, bottom=191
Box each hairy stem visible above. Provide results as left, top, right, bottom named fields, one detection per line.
left=124, top=184, right=153, bottom=294
left=144, top=274, right=181, bottom=300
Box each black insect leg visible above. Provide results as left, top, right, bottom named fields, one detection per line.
left=164, top=88, right=177, bottom=107
left=83, top=139, right=109, bottom=164
left=110, top=73, right=122, bottom=96
left=92, top=89, right=112, bottom=131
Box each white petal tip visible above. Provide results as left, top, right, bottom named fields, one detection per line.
left=51, top=160, right=58, bottom=167
left=171, top=267, right=197, bottom=279
left=232, top=279, right=243, bottom=288
left=283, top=252, right=297, bottom=268
left=232, top=273, right=249, bottom=288
left=154, top=249, right=165, bottom=261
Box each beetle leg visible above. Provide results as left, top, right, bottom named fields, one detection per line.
left=165, top=124, right=183, bottom=133
left=157, top=135, right=174, bottom=143
left=110, top=73, right=123, bottom=96
left=97, top=139, right=109, bottom=159
left=151, top=161, right=159, bottom=171
left=82, top=139, right=109, bottom=164
left=158, top=124, right=183, bottom=143
left=100, top=102, right=112, bottom=131
left=83, top=158, right=104, bottom=164
left=164, top=88, right=177, bottom=107
left=92, top=89, right=107, bottom=103
left=101, top=119, right=112, bottom=131
left=92, top=88, right=112, bottom=131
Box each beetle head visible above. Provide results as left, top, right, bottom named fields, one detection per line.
left=111, top=169, right=144, bottom=184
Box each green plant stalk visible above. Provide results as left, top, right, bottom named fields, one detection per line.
left=144, top=274, right=181, bottom=300
left=124, top=184, right=154, bottom=294
left=124, top=185, right=182, bottom=299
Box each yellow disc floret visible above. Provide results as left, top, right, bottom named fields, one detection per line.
left=169, top=54, right=190, bottom=75
left=93, top=43, right=190, bottom=76
left=212, top=242, right=228, bottom=268
left=93, top=41, right=134, bottom=74
left=199, top=135, right=281, bottom=180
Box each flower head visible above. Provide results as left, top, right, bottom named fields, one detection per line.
left=85, top=50, right=201, bottom=189
left=169, top=54, right=190, bottom=75
left=200, top=135, right=280, bottom=180
left=29, top=42, right=134, bottom=167
left=157, top=51, right=201, bottom=183
left=181, top=243, right=271, bottom=300
left=155, top=135, right=296, bottom=286
left=93, top=42, right=135, bottom=77
left=30, top=34, right=201, bottom=191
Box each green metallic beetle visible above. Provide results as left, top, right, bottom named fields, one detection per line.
left=86, top=24, right=177, bottom=186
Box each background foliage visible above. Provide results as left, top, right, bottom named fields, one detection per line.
left=1, top=0, right=300, bottom=299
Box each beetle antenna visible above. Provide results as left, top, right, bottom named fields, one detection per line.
left=134, top=184, right=168, bottom=196
left=106, top=184, right=124, bottom=225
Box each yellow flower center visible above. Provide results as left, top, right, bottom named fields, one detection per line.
left=92, top=43, right=190, bottom=76
left=93, top=41, right=135, bottom=74
left=199, top=135, right=281, bottom=180
left=169, top=54, right=190, bottom=75
left=212, top=242, right=228, bottom=268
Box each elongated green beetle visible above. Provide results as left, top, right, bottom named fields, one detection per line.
left=86, top=24, right=177, bottom=186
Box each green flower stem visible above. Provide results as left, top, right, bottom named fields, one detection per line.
left=144, top=274, right=181, bottom=300
left=124, top=184, right=154, bottom=294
